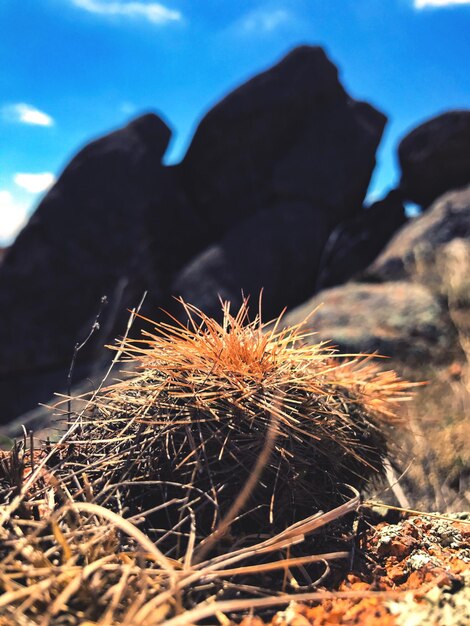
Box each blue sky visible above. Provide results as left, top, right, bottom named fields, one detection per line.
left=1, top=0, right=469, bottom=245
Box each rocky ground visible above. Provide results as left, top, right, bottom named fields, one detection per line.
left=242, top=512, right=470, bottom=626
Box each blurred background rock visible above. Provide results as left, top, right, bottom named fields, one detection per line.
left=0, top=44, right=469, bottom=514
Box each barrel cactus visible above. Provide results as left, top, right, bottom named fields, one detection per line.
left=55, top=299, right=409, bottom=555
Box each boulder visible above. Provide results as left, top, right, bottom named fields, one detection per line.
left=436, top=238, right=470, bottom=309
left=172, top=46, right=387, bottom=320
left=315, top=190, right=407, bottom=291
left=0, top=114, right=206, bottom=423
left=399, top=110, right=470, bottom=207
left=0, top=47, right=388, bottom=424
left=365, top=185, right=470, bottom=285
left=171, top=201, right=332, bottom=321
left=285, top=186, right=470, bottom=372
left=181, top=46, right=386, bottom=235
left=435, top=238, right=470, bottom=350
left=282, top=282, right=460, bottom=368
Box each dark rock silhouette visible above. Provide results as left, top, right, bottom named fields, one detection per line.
left=171, top=201, right=332, bottom=321
left=171, top=47, right=387, bottom=320
left=0, top=113, right=206, bottom=423
left=0, top=45, right=390, bottom=424
left=181, top=46, right=386, bottom=235
left=399, top=110, right=470, bottom=207
left=8, top=47, right=470, bottom=425
left=315, top=190, right=407, bottom=291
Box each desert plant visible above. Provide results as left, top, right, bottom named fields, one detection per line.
left=0, top=297, right=413, bottom=624
left=45, top=299, right=411, bottom=556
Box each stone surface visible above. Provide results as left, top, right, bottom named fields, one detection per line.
left=315, top=190, right=407, bottom=291
left=181, top=46, right=386, bottom=235
left=365, top=185, right=470, bottom=285
left=436, top=238, right=470, bottom=308
left=282, top=281, right=460, bottom=366
left=171, top=201, right=332, bottom=321
left=0, top=114, right=206, bottom=423
left=172, top=46, right=387, bottom=321
left=399, top=110, right=470, bottom=207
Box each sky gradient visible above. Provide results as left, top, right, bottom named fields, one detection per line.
left=1, top=0, right=469, bottom=244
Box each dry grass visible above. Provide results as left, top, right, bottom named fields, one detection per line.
left=398, top=239, right=470, bottom=512
left=401, top=364, right=470, bottom=512
left=0, top=298, right=413, bottom=624
left=0, top=480, right=362, bottom=625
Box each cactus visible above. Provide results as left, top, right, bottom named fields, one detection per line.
left=52, top=298, right=409, bottom=555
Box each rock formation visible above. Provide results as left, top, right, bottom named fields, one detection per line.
left=315, top=190, right=407, bottom=291
left=0, top=114, right=207, bottom=422
left=0, top=46, right=388, bottom=423
left=171, top=46, right=386, bottom=320
left=399, top=110, right=470, bottom=207
left=171, top=200, right=332, bottom=321
left=365, top=185, right=470, bottom=285
left=0, top=44, right=468, bottom=426
left=285, top=185, right=470, bottom=369
left=181, top=46, right=385, bottom=234
left=282, top=281, right=460, bottom=368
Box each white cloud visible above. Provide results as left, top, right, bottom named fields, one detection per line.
left=238, top=9, right=292, bottom=33
left=2, top=103, right=54, bottom=127
left=120, top=101, right=138, bottom=116
left=0, top=191, right=28, bottom=245
left=72, top=0, right=182, bottom=24
left=14, top=173, right=56, bottom=194
left=414, top=0, right=470, bottom=8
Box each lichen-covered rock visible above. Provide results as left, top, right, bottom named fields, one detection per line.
left=283, top=281, right=460, bottom=367
left=365, top=185, right=470, bottom=285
